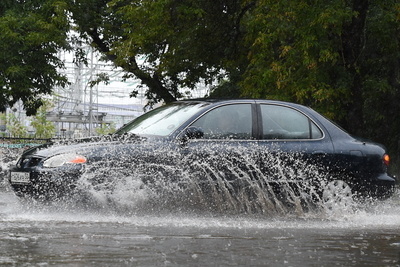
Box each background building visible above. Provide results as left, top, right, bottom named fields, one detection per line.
left=0, top=46, right=209, bottom=139
left=46, top=46, right=146, bottom=138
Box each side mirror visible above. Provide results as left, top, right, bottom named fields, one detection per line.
left=183, top=126, right=204, bottom=140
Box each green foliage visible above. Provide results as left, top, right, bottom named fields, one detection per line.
left=0, top=0, right=70, bottom=115
left=0, top=113, right=28, bottom=138
left=239, top=0, right=400, bottom=172
left=242, top=0, right=355, bottom=120
left=358, top=1, right=400, bottom=167
left=95, top=122, right=117, bottom=136
left=69, top=0, right=250, bottom=105
left=30, top=100, right=56, bottom=138
left=1, top=0, right=400, bottom=172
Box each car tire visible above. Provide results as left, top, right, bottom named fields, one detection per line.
left=322, top=180, right=355, bottom=215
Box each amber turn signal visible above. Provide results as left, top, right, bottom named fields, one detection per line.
left=383, top=154, right=390, bottom=166
left=69, top=156, right=87, bottom=164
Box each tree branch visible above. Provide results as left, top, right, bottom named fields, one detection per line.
left=87, top=28, right=176, bottom=104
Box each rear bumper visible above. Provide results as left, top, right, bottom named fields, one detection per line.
left=353, top=173, right=396, bottom=199
left=376, top=173, right=396, bottom=182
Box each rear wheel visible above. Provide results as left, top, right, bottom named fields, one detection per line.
left=322, top=180, right=355, bottom=214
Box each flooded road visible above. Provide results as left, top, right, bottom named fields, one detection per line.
left=1, top=187, right=400, bottom=266
left=2, top=147, right=400, bottom=266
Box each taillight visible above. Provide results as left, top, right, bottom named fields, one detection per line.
left=383, top=154, right=390, bottom=166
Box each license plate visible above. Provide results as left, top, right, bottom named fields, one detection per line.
left=10, top=172, right=30, bottom=184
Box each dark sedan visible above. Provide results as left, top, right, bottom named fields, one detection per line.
left=8, top=99, right=396, bottom=210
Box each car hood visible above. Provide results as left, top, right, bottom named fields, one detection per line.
left=21, top=134, right=149, bottom=159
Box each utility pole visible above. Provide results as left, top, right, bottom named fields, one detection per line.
left=88, top=48, right=94, bottom=136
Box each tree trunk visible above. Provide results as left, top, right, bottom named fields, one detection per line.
left=89, top=28, right=177, bottom=105
left=340, top=0, right=369, bottom=136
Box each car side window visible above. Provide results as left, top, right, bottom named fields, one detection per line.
left=260, top=104, right=323, bottom=140
left=191, top=104, right=252, bottom=139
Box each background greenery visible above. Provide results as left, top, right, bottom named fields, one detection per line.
left=1, top=0, right=399, bottom=173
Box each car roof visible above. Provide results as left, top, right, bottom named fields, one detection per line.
left=175, top=98, right=311, bottom=111
left=176, top=98, right=290, bottom=105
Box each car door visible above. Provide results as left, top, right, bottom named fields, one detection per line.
left=256, top=103, right=335, bottom=182
left=180, top=102, right=259, bottom=195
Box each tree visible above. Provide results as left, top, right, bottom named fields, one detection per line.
left=241, top=1, right=400, bottom=157
left=95, top=122, right=116, bottom=135
left=0, top=112, right=27, bottom=138
left=2, top=0, right=400, bottom=172
left=67, top=0, right=399, bottom=141
left=68, top=0, right=252, bottom=106
left=0, top=0, right=70, bottom=115
left=30, top=100, right=56, bottom=138
left=242, top=1, right=358, bottom=121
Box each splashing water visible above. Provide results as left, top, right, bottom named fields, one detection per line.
left=1, top=143, right=395, bottom=220
left=50, top=142, right=336, bottom=217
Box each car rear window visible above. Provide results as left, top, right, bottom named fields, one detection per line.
left=260, top=104, right=323, bottom=140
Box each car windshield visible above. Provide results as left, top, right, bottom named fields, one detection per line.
left=115, top=102, right=207, bottom=136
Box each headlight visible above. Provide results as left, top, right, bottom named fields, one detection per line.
left=43, top=153, right=87, bottom=168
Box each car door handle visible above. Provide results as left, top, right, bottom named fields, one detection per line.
left=312, top=151, right=325, bottom=155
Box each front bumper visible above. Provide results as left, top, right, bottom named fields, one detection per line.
left=9, top=167, right=83, bottom=200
